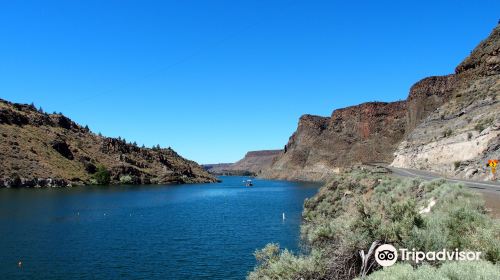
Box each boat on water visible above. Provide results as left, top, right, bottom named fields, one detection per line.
left=244, top=179, right=253, bottom=187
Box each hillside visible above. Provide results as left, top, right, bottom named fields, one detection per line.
left=0, top=99, right=217, bottom=187
left=262, top=23, right=500, bottom=182
left=204, top=150, right=282, bottom=176
left=391, top=24, right=500, bottom=180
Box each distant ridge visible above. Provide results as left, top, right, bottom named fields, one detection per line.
left=204, top=150, right=282, bottom=176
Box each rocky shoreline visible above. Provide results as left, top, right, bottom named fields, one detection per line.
left=0, top=177, right=72, bottom=188
left=0, top=176, right=217, bottom=188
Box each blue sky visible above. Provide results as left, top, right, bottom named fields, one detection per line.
left=1, top=1, right=499, bottom=164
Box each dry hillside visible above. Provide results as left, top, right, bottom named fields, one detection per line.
left=0, top=99, right=217, bottom=187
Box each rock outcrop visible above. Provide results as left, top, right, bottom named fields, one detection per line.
left=204, top=150, right=282, bottom=176
left=0, top=99, right=217, bottom=187
left=406, top=75, right=457, bottom=130
left=391, top=24, right=500, bottom=180
left=263, top=23, right=500, bottom=182
left=261, top=102, right=407, bottom=181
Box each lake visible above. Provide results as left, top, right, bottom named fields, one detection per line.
left=0, top=176, right=319, bottom=279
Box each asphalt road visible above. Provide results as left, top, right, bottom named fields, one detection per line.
left=383, top=165, right=500, bottom=218
left=386, top=166, right=500, bottom=194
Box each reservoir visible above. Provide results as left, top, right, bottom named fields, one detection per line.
left=0, top=176, right=319, bottom=279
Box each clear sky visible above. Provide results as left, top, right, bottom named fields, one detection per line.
left=1, top=1, right=499, bottom=164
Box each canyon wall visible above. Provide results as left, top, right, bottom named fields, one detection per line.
left=391, top=24, right=500, bottom=180
left=263, top=24, right=500, bottom=182
left=261, top=102, right=407, bottom=181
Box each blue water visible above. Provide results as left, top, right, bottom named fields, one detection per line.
left=0, top=176, right=319, bottom=279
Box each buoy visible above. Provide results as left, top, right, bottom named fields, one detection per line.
left=18, top=261, right=22, bottom=268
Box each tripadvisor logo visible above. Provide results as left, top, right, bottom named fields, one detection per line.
left=375, top=244, right=398, bottom=267
left=374, top=244, right=482, bottom=267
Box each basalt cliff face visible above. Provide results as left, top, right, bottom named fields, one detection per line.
left=392, top=24, right=500, bottom=180
left=263, top=24, right=500, bottom=182
left=261, top=102, right=407, bottom=181
left=0, top=99, right=217, bottom=187
left=204, top=150, right=282, bottom=176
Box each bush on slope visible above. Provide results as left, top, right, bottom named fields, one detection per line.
left=248, top=168, right=500, bottom=280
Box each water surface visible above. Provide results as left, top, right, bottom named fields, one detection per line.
left=0, top=176, right=319, bottom=279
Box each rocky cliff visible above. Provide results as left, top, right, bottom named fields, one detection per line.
left=204, top=150, right=282, bottom=176
left=263, top=24, right=500, bottom=182
left=391, top=24, right=500, bottom=180
left=0, top=99, right=217, bottom=187
left=261, top=102, right=407, bottom=181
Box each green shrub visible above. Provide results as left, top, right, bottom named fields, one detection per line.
left=248, top=168, right=500, bottom=280
left=361, top=261, right=500, bottom=280
left=93, top=165, right=110, bottom=185
left=248, top=244, right=326, bottom=280
left=119, top=175, right=133, bottom=184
